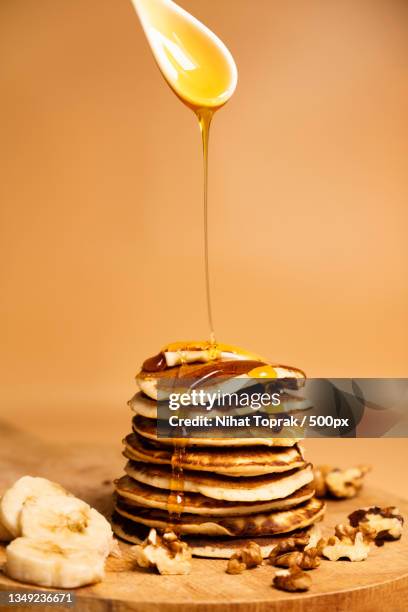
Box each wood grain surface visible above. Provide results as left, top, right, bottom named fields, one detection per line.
left=0, top=420, right=407, bottom=611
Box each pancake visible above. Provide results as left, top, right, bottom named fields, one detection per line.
left=136, top=360, right=264, bottom=401
left=128, top=391, right=312, bottom=420
left=144, top=342, right=305, bottom=378
left=137, top=345, right=306, bottom=401
left=125, top=461, right=314, bottom=502
left=136, top=361, right=261, bottom=400
left=114, top=496, right=326, bottom=537
left=123, top=433, right=306, bottom=477
left=128, top=393, right=157, bottom=419
left=111, top=511, right=315, bottom=558
left=133, top=415, right=301, bottom=447
left=115, top=476, right=315, bottom=516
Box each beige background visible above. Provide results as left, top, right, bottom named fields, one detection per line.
left=0, top=1, right=407, bottom=496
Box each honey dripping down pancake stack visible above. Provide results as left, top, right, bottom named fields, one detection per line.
left=112, top=342, right=326, bottom=558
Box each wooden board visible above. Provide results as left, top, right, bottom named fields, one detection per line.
left=0, top=419, right=407, bottom=611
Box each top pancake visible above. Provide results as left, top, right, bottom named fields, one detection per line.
left=136, top=343, right=305, bottom=401
left=133, top=415, right=301, bottom=448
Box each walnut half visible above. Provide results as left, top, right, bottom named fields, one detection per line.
left=274, top=549, right=321, bottom=570
left=348, top=506, right=404, bottom=546
left=273, top=566, right=312, bottom=592
left=268, top=532, right=323, bottom=570
left=268, top=536, right=309, bottom=565
left=130, top=528, right=192, bottom=575
left=314, top=465, right=371, bottom=499
left=226, top=541, right=263, bottom=574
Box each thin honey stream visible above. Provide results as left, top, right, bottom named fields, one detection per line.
left=197, top=108, right=215, bottom=343
left=131, top=0, right=237, bottom=343
left=167, top=441, right=187, bottom=528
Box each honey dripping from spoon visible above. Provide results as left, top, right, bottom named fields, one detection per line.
left=131, top=0, right=238, bottom=343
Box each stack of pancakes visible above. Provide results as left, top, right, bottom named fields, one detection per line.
left=112, top=342, right=325, bottom=558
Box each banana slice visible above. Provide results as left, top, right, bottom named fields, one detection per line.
left=20, top=495, right=113, bottom=558
left=0, top=476, right=70, bottom=537
left=5, top=537, right=105, bottom=588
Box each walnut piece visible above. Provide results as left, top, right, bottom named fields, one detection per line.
left=226, top=541, right=263, bottom=574
left=274, top=549, right=321, bottom=570
left=322, top=530, right=370, bottom=561
left=268, top=536, right=309, bottom=565
left=348, top=506, right=404, bottom=545
left=314, top=465, right=371, bottom=499
left=313, top=465, right=332, bottom=498
left=226, top=557, right=246, bottom=575
left=269, top=528, right=324, bottom=570
left=240, top=541, right=263, bottom=567
left=334, top=523, right=361, bottom=542
left=273, top=566, right=312, bottom=592
left=130, top=528, right=192, bottom=575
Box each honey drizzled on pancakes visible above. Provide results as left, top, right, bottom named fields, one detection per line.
left=138, top=341, right=305, bottom=528
left=141, top=341, right=292, bottom=528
